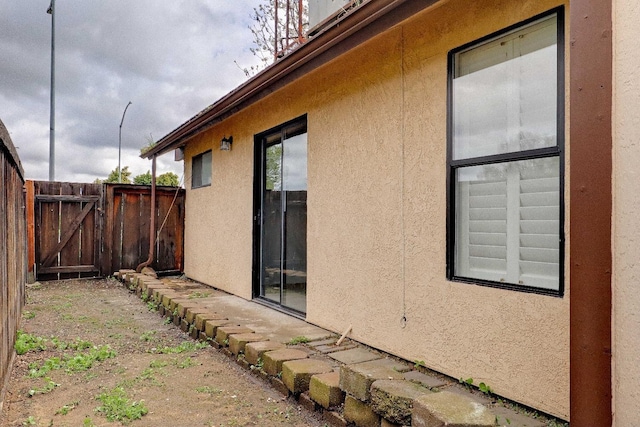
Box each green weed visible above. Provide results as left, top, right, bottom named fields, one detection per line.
left=196, top=385, right=222, bottom=395
left=28, top=346, right=116, bottom=378
left=28, top=357, right=63, bottom=378
left=146, top=301, right=159, bottom=312
left=478, top=382, right=492, bottom=395
left=95, top=386, right=148, bottom=424
left=23, top=311, right=36, bottom=320
left=174, top=356, right=196, bottom=369
left=287, top=336, right=309, bottom=345
left=22, top=416, right=37, bottom=426
left=55, top=400, right=80, bottom=415
left=139, top=330, right=156, bottom=342
left=149, top=360, right=168, bottom=368
left=28, top=377, right=59, bottom=397
left=153, top=341, right=207, bottom=354
left=15, top=331, right=47, bottom=355
left=188, top=291, right=211, bottom=299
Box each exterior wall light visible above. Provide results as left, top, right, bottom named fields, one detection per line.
left=220, top=136, right=233, bottom=151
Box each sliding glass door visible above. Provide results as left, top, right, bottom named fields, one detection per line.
left=258, top=119, right=307, bottom=313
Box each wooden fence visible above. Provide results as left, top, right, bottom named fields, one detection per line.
left=0, top=120, right=27, bottom=411
left=27, top=182, right=185, bottom=281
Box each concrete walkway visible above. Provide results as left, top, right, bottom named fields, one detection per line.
left=118, top=270, right=559, bottom=427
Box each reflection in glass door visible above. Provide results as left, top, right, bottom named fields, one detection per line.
left=259, top=121, right=307, bottom=313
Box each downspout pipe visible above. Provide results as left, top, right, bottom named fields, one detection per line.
left=136, top=155, right=156, bottom=273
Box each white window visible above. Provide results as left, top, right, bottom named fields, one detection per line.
left=448, top=9, right=564, bottom=294
left=192, top=150, right=212, bottom=188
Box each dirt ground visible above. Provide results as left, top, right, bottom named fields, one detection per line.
left=1, top=279, right=326, bottom=427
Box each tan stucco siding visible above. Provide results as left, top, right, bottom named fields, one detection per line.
left=183, top=123, right=256, bottom=300
left=182, top=0, right=569, bottom=418
left=613, top=0, right=640, bottom=424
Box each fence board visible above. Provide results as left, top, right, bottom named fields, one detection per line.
left=0, top=119, right=27, bottom=412
left=27, top=182, right=185, bottom=280
left=32, top=182, right=102, bottom=281
left=101, top=184, right=184, bottom=275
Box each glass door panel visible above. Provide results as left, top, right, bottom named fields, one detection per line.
left=282, top=132, right=307, bottom=313
left=262, top=142, right=283, bottom=304
left=258, top=122, right=307, bottom=313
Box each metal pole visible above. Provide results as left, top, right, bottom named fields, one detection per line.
left=118, top=101, right=132, bottom=183
left=47, top=0, right=55, bottom=181
left=136, top=155, right=156, bottom=273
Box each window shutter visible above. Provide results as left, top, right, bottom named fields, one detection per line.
left=518, top=163, right=560, bottom=289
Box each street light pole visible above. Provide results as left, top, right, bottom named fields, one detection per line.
left=47, top=0, right=55, bottom=181
left=118, top=101, right=132, bottom=183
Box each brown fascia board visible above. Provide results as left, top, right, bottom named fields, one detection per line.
left=141, top=0, right=442, bottom=159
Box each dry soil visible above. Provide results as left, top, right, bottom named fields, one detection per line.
left=0, top=278, right=326, bottom=427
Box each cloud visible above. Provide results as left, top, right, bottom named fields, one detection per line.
left=0, top=0, right=264, bottom=182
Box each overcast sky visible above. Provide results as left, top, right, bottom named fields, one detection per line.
left=1, top=1, right=264, bottom=183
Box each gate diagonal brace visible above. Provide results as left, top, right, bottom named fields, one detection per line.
left=41, top=200, right=96, bottom=268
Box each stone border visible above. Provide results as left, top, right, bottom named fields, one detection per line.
left=117, top=270, right=558, bottom=427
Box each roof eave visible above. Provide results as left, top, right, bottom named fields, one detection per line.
left=141, top=0, right=442, bottom=159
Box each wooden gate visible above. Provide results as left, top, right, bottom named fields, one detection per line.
left=27, top=181, right=185, bottom=281
left=29, top=182, right=103, bottom=281
left=102, top=184, right=185, bottom=276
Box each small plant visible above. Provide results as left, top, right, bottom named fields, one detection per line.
left=175, top=356, right=196, bottom=369
left=56, top=400, right=80, bottom=415
left=28, top=346, right=116, bottom=378
left=149, top=360, right=168, bottom=368
left=95, top=386, right=148, bottom=424
left=196, top=385, right=222, bottom=395
left=478, top=382, right=492, bottom=395
left=68, top=338, right=93, bottom=351
left=136, top=368, right=163, bottom=386
left=414, top=360, right=426, bottom=369
left=23, top=311, right=36, bottom=320
left=188, top=291, right=211, bottom=299
left=50, top=337, right=67, bottom=350
left=459, top=377, right=474, bottom=391
left=28, top=377, right=59, bottom=397
left=28, top=357, right=63, bottom=378
left=287, top=336, right=309, bottom=345
left=164, top=317, right=172, bottom=325
left=22, top=416, right=37, bottom=426
left=139, top=330, right=156, bottom=341
left=146, top=300, right=159, bottom=312
left=82, top=416, right=95, bottom=427
left=15, top=331, right=47, bottom=355
left=255, top=357, right=264, bottom=369
left=65, top=346, right=117, bottom=373
left=141, top=290, right=149, bottom=302
left=152, top=341, right=207, bottom=354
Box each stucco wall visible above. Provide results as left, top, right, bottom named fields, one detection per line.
left=182, top=0, right=569, bottom=418
left=613, top=0, right=640, bottom=424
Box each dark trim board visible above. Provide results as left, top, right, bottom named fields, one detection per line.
left=569, top=0, right=613, bottom=424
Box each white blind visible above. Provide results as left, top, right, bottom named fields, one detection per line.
left=456, top=157, right=559, bottom=289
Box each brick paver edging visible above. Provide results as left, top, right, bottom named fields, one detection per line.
left=116, top=270, right=559, bottom=427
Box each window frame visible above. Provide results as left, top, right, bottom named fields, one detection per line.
left=191, top=149, right=212, bottom=189
left=446, top=7, right=565, bottom=297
